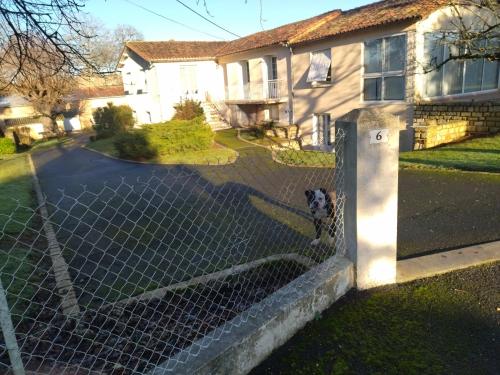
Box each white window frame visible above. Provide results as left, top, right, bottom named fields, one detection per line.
left=422, top=32, right=500, bottom=99
left=362, top=32, right=407, bottom=103
left=308, top=49, right=332, bottom=86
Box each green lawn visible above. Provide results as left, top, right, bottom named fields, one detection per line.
left=400, top=135, right=500, bottom=172
left=252, top=262, right=499, bottom=375
left=0, top=155, right=39, bottom=319
left=87, top=134, right=238, bottom=165
left=214, top=128, right=251, bottom=150
left=275, top=149, right=335, bottom=168
left=0, top=155, right=33, bottom=233
left=239, top=129, right=284, bottom=147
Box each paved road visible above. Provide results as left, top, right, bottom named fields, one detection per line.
left=32, top=135, right=500, bottom=304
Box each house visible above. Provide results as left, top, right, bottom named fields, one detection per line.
left=117, top=41, right=228, bottom=127
left=0, top=76, right=128, bottom=144
left=71, top=84, right=128, bottom=129
left=0, top=96, right=45, bottom=143
left=120, top=0, right=499, bottom=151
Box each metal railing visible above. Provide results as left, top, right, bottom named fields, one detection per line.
left=225, top=79, right=286, bottom=101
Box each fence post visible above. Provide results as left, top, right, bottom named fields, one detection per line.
left=0, top=279, right=25, bottom=375
left=335, top=108, right=401, bottom=289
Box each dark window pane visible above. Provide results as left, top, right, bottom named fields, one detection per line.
left=424, top=33, right=444, bottom=97
left=482, top=59, right=499, bottom=90
left=364, top=78, right=382, bottom=101
left=384, top=35, right=406, bottom=72
left=384, top=76, right=405, bottom=100
left=464, top=59, right=484, bottom=93
left=364, top=39, right=382, bottom=73
left=271, top=56, right=278, bottom=80
left=443, top=60, right=464, bottom=95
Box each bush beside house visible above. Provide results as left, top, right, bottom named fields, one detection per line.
left=172, top=99, right=204, bottom=121
left=92, top=103, right=135, bottom=140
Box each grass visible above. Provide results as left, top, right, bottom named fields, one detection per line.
left=275, top=149, right=335, bottom=168
left=0, top=247, right=39, bottom=319
left=252, top=262, right=499, bottom=375
left=87, top=134, right=238, bottom=165
left=400, top=135, right=500, bottom=172
left=214, top=128, right=251, bottom=150
left=239, top=129, right=284, bottom=147
left=0, top=155, right=33, bottom=233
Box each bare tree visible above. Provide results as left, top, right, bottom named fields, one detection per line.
left=75, top=17, right=143, bottom=73
left=422, top=0, right=499, bottom=71
left=3, top=43, right=77, bottom=132
left=0, top=0, right=94, bottom=88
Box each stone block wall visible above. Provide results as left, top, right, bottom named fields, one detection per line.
left=412, top=101, right=500, bottom=149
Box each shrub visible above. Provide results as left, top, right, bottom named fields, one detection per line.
left=173, top=99, right=204, bottom=120
left=113, top=131, right=158, bottom=160
left=0, top=137, right=16, bottom=155
left=142, top=117, right=214, bottom=155
left=93, top=103, right=135, bottom=139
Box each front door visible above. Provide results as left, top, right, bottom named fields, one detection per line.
left=180, top=65, right=199, bottom=100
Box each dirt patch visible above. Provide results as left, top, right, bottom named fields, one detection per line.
left=0, top=261, right=307, bottom=374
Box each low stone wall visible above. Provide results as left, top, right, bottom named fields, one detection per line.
left=148, top=256, right=354, bottom=375
left=413, top=102, right=500, bottom=149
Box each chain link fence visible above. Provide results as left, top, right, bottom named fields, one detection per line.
left=0, top=129, right=346, bottom=374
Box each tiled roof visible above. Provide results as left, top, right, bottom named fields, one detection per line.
left=74, top=85, right=125, bottom=99
left=289, top=0, right=450, bottom=45
left=125, top=41, right=228, bottom=62
left=121, top=0, right=449, bottom=61
left=216, top=10, right=342, bottom=56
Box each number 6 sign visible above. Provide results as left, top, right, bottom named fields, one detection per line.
left=369, top=129, right=389, bottom=144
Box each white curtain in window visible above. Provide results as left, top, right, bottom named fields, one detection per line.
left=307, top=49, right=331, bottom=82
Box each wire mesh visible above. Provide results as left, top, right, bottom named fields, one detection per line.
left=0, top=128, right=346, bottom=374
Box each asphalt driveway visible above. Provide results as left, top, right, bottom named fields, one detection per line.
left=31, top=134, right=500, bottom=305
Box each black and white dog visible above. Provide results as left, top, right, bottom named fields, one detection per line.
left=305, top=188, right=336, bottom=246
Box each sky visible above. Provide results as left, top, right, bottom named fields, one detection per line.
left=83, top=0, right=374, bottom=41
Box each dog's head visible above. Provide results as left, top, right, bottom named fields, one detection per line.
left=305, top=188, right=330, bottom=214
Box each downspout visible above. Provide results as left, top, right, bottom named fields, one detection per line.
left=281, top=42, right=295, bottom=126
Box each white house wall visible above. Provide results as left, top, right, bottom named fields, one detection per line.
left=154, top=60, right=224, bottom=121
left=120, top=51, right=224, bottom=124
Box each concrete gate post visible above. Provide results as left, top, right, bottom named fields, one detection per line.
left=335, top=108, right=401, bottom=289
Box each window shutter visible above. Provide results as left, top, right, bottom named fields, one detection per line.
left=307, top=49, right=331, bottom=82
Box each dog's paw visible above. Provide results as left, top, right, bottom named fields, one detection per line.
left=328, top=236, right=335, bottom=245
left=310, top=238, right=321, bottom=246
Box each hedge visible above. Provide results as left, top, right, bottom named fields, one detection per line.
left=0, top=138, right=16, bottom=155
left=142, top=117, right=214, bottom=155
left=113, top=132, right=158, bottom=161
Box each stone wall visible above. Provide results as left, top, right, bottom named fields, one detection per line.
left=412, top=102, right=500, bottom=149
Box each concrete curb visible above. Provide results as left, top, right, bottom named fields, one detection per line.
left=111, top=253, right=317, bottom=307
left=82, top=142, right=239, bottom=166
left=28, top=154, right=80, bottom=316
left=397, top=240, right=500, bottom=283
left=147, top=255, right=354, bottom=375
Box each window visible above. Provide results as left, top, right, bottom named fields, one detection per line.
left=363, top=34, right=406, bottom=101
left=244, top=61, right=251, bottom=83
left=270, top=56, right=278, bottom=80
left=307, top=49, right=332, bottom=83
left=313, top=113, right=332, bottom=146
left=424, top=33, right=499, bottom=97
